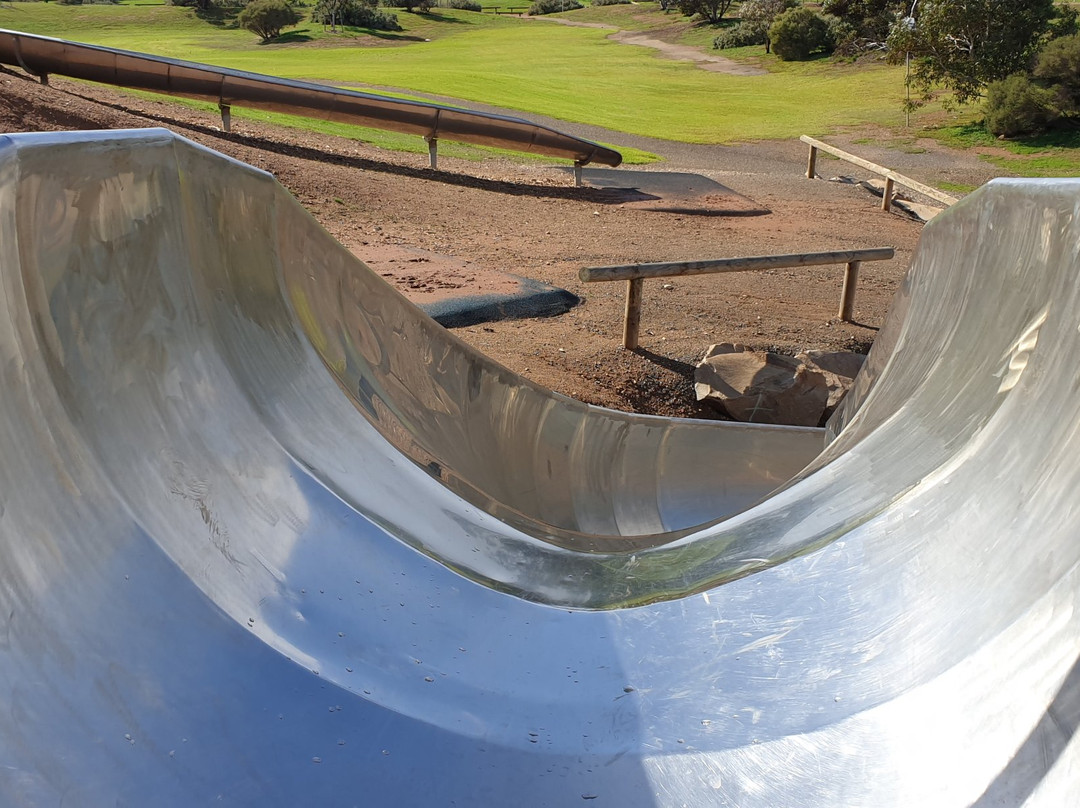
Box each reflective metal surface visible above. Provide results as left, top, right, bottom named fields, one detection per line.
left=0, top=28, right=622, bottom=167
left=1, top=129, right=1079, bottom=806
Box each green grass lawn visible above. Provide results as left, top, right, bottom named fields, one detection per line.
left=6, top=0, right=1077, bottom=178
left=933, top=122, right=1080, bottom=177
left=2, top=1, right=913, bottom=144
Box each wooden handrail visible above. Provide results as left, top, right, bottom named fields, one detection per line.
left=800, top=135, right=959, bottom=212
left=580, top=247, right=895, bottom=349
left=579, top=248, right=895, bottom=282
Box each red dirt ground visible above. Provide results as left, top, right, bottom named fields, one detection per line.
left=1, top=67, right=988, bottom=418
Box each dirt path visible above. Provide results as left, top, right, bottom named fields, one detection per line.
left=607, top=29, right=767, bottom=74
left=535, top=15, right=766, bottom=75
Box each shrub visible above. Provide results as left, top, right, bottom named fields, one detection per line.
left=440, top=0, right=481, bottom=9
left=528, top=0, right=581, bottom=13
left=1035, top=34, right=1080, bottom=114
left=238, top=0, right=302, bottom=40
left=353, top=3, right=400, bottom=25
left=769, top=6, right=833, bottom=60
left=713, top=21, right=768, bottom=50
left=591, top=0, right=630, bottom=6
left=985, top=74, right=1057, bottom=136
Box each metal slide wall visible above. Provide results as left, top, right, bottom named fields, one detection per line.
left=1, top=129, right=1079, bottom=806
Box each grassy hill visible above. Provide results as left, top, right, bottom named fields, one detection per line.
left=5, top=0, right=1078, bottom=174
left=0, top=1, right=912, bottom=142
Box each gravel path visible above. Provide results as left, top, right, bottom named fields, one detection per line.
left=535, top=16, right=766, bottom=75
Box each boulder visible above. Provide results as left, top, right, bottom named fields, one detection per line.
left=797, top=350, right=866, bottom=416
left=694, top=345, right=867, bottom=427
left=694, top=344, right=829, bottom=427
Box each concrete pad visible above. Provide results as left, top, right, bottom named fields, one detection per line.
left=560, top=167, right=770, bottom=216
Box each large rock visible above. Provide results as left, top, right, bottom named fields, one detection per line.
left=797, top=350, right=866, bottom=417
left=694, top=344, right=829, bottom=427
left=694, top=345, right=867, bottom=427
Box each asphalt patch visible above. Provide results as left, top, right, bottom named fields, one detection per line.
left=351, top=243, right=579, bottom=328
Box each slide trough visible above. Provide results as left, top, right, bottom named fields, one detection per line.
left=1, top=129, right=1079, bottom=806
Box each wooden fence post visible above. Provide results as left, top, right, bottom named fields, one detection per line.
left=839, top=261, right=860, bottom=321
left=881, top=176, right=894, bottom=212
left=806, top=145, right=817, bottom=180
left=623, top=278, right=644, bottom=350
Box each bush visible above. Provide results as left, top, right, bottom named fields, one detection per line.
left=985, top=74, right=1057, bottom=136
left=591, top=0, right=630, bottom=5
left=238, top=0, right=302, bottom=40
left=440, top=0, right=481, bottom=8
left=355, top=3, right=400, bottom=25
left=713, top=21, right=768, bottom=50
left=769, top=6, right=833, bottom=60
left=1035, top=34, right=1080, bottom=114
left=528, top=0, right=581, bottom=13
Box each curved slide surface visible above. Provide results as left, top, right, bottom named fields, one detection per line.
left=1, top=129, right=1078, bottom=806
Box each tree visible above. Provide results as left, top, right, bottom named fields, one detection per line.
left=312, top=0, right=401, bottom=29
left=740, top=0, right=796, bottom=53
left=887, top=0, right=1056, bottom=106
left=821, top=0, right=903, bottom=44
left=675, top=0, right=734, bottom=25
left=238, top=0, right=302, bottom=41
left=313, top=0, right=349, bottom=31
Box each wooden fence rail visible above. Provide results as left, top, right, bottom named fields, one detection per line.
left=800, top=135, right=959, bottom=213
left=579, top=247, right=895, bottom=350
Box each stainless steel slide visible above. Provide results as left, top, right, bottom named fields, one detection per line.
left=0, top=28, right=622, bottom=167
left=1, top=128, right=1077, bottom=806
